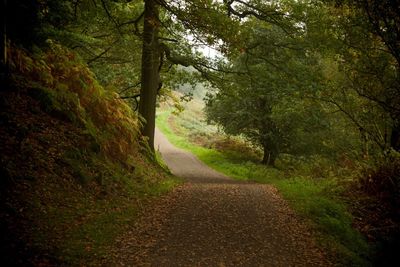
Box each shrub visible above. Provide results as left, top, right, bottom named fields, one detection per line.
left=8, top=40, right=142, bottom=165
left=360, top=151, right=400, bottom=202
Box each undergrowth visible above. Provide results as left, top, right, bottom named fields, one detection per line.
left=0, top=42, right=180, bottom=266
left=156, top=107, right=371, bottom=266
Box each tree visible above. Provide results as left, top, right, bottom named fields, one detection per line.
left=345, top=0, right=400, bottom=152
left=31, top=0, right=304, bottom=151
left=135, top=0, right=243, bottom=150
left=139, top=0, right=160, bottom=149
left=314, top=0, right=400, bottom=154
left=135, top=0, right=304, bottom=150
left=205, top=20, right=325, bottom=165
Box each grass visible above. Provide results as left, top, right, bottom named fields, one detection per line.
left=56, top=201, right=138, bottom=265
left=27, top=151, right=181, bottom=266
left=55, top=156, right=181, bottom=265
left=156, top=107, right=371, bottom=266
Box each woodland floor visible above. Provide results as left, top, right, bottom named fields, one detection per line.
left=109, top=128, right=332, bottom=266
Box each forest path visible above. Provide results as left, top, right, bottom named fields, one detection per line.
left=111, top=128, right=330, bottom=266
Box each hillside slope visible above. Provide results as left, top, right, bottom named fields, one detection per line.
left=0, top=43, right=178, bottom=266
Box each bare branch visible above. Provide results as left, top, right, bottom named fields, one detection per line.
left=307, top=94, right=386, bottom=150
left=121, top=93, right=140, bottom=99
left=158, top=37, right=178, bottom=42
left=121, top=93, right=140, bottom=111
left=119, top=81, right=141, bottom=94
left=87, top=39, right=120, bottom=65
left=160, top=43, right=246, bottom=76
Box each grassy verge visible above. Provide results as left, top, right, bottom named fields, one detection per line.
left=53, top=175, right=180, bottom=265
left=21, top=145, right=181, bottom=266
left=156, top=109, right=371, bottom=266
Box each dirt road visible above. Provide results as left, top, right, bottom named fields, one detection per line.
left=111, top=128, right=330, bottom=266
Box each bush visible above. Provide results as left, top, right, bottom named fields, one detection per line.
left=8, top=41, right=142, bottom=165
left=360, top=151, right=400, bottom=202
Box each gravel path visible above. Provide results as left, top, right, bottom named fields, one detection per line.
left=111, top=128, right=330, bottom=266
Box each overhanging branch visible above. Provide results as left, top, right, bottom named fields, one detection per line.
left=119, top=11, right=144, bottom=37
left=87, top=39, right=120, bottom=65
left=160, top=43, right=245, bottom=75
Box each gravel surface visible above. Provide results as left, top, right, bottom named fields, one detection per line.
left=110, top=128, right=331, bottom=266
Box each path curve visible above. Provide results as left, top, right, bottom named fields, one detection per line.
left=111, top=128, right=330, bottom=266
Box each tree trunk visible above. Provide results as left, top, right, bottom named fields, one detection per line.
left=261, top=143, right=277, bottom=166
left=139, top=0, right=160, bottom=151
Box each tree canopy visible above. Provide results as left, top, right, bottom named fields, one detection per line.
left=2, top=0, right=399, bottom=159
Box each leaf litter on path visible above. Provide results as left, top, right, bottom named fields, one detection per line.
left=108, top=129, right=331, bottom=266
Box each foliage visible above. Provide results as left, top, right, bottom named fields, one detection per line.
left=1, top=43, right=180, bottom=265
left=359, top=151, right=400, bottom=202
left=203, top=0, right=400, bottom=171
left=8, top=41, right=142, bottom=164
left=310, top=2, right=400, bottom=154
left=204, top=19, right=341, bottom=165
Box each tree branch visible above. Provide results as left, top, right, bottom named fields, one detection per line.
left=119, top=81, right=141, bottom=94
left=100, top=0, right=122, bottom=35
left=87, top=39, right=120, bottom=65
left=160, top=42, right=245, bottom=75
left=307, top=94, right=386, bottom=150
left=120, top=93, right=140, bottom=111
left=118, top=11, right=144, bottom=37
left=121, top=93, right=140, bottom=99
